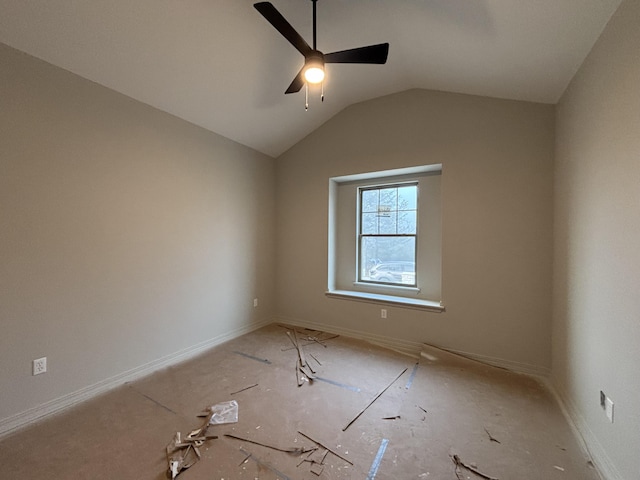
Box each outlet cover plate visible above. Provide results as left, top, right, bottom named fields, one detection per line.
left=33, top=357, right=47, bottom=375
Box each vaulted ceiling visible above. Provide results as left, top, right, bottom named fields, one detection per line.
left=0, top=0, right=622, bottom=157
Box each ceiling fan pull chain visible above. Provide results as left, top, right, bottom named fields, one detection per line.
left=321, top=81, right=324, bottom=102
left=305, top=83, right=309, bottom=111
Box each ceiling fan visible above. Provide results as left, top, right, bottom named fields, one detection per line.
left=254, top=0, right=389, bottom=100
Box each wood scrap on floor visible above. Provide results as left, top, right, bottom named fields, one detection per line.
left=310, top=461, right=325, bottom=476
left=286, top=330, right=317, bottom=385
left=229, top=383, right=259, bottom=395
left=224, top=433, right=316, bottom=455
left=165, top=410, right=218, bottom=479
left=309, top=353, right=322, bottom=365
left=278, top=325, right=340, bottom=351
left=297, top=430, right=354, bottom=465
left=484, top=427, right=501, bottom=444
left=342, top=367, right=408, bottom=431
left=232, top=350, right=272, bottom=364
left=238, top=447, right=293, bottom=480
left=451, top=454, right=499, bottom=480
left=297, top=447, right=329, bottom=475
left=295, top=360, right=305, bottom=386
left=420, top=343, right=508, bottom=372
left=166, top=432, right=199, bottom=479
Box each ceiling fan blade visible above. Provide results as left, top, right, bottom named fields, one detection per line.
left=285, top=67, right=305, bottom=94
left=325, top=43, right=389, bottom=64
left=254, top=2, right=312, bottom=57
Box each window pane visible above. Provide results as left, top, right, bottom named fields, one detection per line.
left=360, top=236, right=416, bottom=286
left=398, top=210, right=417, bottom=234
left=378, top=211, right=397, bottom=234
left=361, top=212, right=378, bottom=235
left=397, top=185, right=417, bottom=211
left=361, top=189, right=379, bottom=213
left=378, top=188, right=397, bottom=212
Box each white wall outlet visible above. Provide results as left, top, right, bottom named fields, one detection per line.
left=33, top=357, right=47, bottom=375
left=605, top=397, right=614, bottom=423
left=380, top=308, right=387, bottom=319
left=253, top=298, right=258, bottom=308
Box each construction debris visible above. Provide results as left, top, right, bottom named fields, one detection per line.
left=239, top=447, right=293, bottom=480
left=224, top=433, right=316, bottom=455
left=166, top=432, right=200, bottom=479
left=298, top=430, right=353, bottom=465
left=310, top=461, right=325, bottom=476
left=297, top=431, right=354, bottom=465
left=451, top=454, right=499, bottom=480
left=484, top=428, right=501, bottom=444
left=342, top=367, right=408, bottom=431
left=165, top=408, right=219, bottom=478
left=198, top=400, right=239, bottom=425
left=232, top=350, right=272, bottom=364
left=278, top=325, right=340, bottom=350
left=297, top=447, right=329, bottom=475
left=296, top=360, right=305, bottom=386
left=286, top=330, right=317, bottom=384
left=420, top=343, right=508, bottom=372
left=309, top=353, right=322, bottom=365
left=230, top=383, right=258, bottom=395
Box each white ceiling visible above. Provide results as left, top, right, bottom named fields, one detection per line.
left=0, top=0, right=622, bottom=157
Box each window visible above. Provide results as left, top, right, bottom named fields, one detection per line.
left=359, top=183, right=418, bottom=286
left=327, top=164, right=443, bottom=311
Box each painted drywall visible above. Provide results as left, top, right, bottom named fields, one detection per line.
left=275, top=88, right=555, bottom=373
left=0, top=43, right=276, bottom=429
left=552, top=0, right=640, bottom=478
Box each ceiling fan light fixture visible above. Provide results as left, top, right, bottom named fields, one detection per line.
left=304, top=66, right=324, bottom=84
left=304, top=54, right=325, bottom=84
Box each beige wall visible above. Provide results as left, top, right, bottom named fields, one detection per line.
left=553, top=0, right=640, bottom=478
left=276, top=89, right=555, bottom=373
left=0, top=43, right=276, bottom=429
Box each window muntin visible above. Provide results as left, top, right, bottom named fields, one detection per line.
left=358, top=183, right=418, bottom=286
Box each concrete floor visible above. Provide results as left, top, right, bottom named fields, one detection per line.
left=0, top=324, right=600, bottom=480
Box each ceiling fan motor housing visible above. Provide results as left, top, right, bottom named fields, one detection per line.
left=305, top=50, right=325, bottom=77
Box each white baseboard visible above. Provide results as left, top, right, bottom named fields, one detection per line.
left=544, top=379, right=623, bottom=480
left=275, top=316, right=550, bottom=376
left=0, top=318, right=272, bottom=439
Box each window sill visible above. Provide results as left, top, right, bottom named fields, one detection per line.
left=325, top=289, right=445, bottom=312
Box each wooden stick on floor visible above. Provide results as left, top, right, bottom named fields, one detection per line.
left=451, top=454, right=499, bottom=480
left=342, top=367, right=408, bottom=431
left=297, top=431, right=354, bottom=465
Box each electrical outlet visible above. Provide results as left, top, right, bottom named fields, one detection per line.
left=33, top=357, right=47, bottom=376
left=253, top=298, right=258, bottom=307
left=381, top=308, right=387, bottom=319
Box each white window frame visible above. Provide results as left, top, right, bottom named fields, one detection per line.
left=327, top=164, right=444, bottom=312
